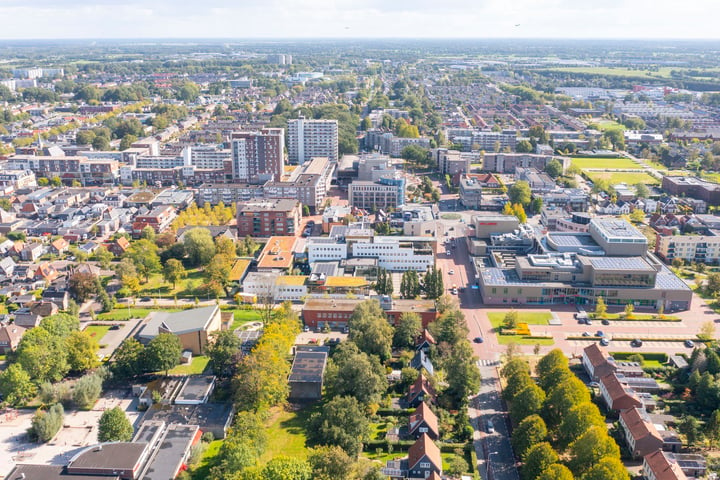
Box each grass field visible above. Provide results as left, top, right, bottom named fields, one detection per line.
left=701, top=172, right=720, bottom=183
left=497, top=335, right=555, bottom=346
left=487, top=311, right=553, bottom=329
left=190, top=440, right=223, bottom=480
left=259, top=407, right=313, bottom=462
left=592, top=119, right=626, bottom=132
left=166, top=356, right=210, bottom=375
left=136, top=269, right=207, bottom=297
left=643, top=159, right=670, bottom=171
left=97, top=308, right=154, bottom=321
left=441, top=213, right=462, bottom=220
left=586, top=171, right=660, bottom=185
left=571, top=157, right=640, bottom=170
left=544, top=66, right=687, bottom=79
left=230, top=309, right=264, bottom=330
left=84, top=325, right=111, bottom=341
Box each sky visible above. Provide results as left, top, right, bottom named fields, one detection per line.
left=1, top=0, right=719, bottom=39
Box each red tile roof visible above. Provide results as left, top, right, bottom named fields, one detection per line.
left=644, top=450, right=688, bottom=480
left=409, top=402, right=439, bottom=438
left=408, top=433, right=442, bottom=472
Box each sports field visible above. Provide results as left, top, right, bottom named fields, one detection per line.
left=571, top=157, right=640, bottom=170
left=586, top=171, right=660, bottom=185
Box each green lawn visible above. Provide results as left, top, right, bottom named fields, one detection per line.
left=487, top=311, right=553, bottom=329
left=441, top=213, right=462, bottom=220
left=591, top=312, right=680, bottom=321
left=259, top=407, right=313, bottom=462
left=643, top=159, right=669, bottom=171
left=97, top=308, right=153, bottom=321
left=544, top=66, right=686, bottom=79
left=571, top=157, right=639, bottom=170
left=586, top=171, right=660, bottom=185
left=84, top=325, right=111, bottom=341
left=137, top=269, right=207, bottom=297
left=230, top=309, right=264, bottom=331
left=166, top=356, right=210, bottom=375
left=190, top=439, right=223, bottom=480
left=497, top=335, right=555, bottom=346
left=700, top=172, right=720, bottom=183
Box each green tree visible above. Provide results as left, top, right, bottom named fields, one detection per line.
left=374, top=267, right=393, bottom=296
left=503, top=371, right=534, bottom=402
left=706, top=409, right=720, bottom=443
left=444, top=340, right=481, bottom=406
left=445, top=454, right=469, bottom=476
left=516, top=140, right=534, bottom=153
left=401, top=145, right=430, bottom=166
left=708, top=272, right=720, bottom=297
left=581, top=457, right=629, bottom=480
left=163, top=258, right=187, bottom=288
left=215, top=236, right=237, bottom=258
left=0, top=363, right=37, bottom=406
left=678, top=415, right=703, bottom=445
left=119, top=134, right=138, bottom=151
left=140, top=225, right=156, bottom=242
left=207, top=330, right=241, bottom=377
left=308, top=446, right=355, bottom=480
left=568, top=426, right=621, bottom=475
left=72, top=372, right=103, bottom=409
left=503, top=310, right=518, bottom=330
left=68, top=272, right=99, bottom=302
left=512, top=414, right=548, bottom=458
left=205, top=254, right=233, bottom=296
left=542, top=376, right=591, bottom=428
left=423, top=267, right=444, bottom=300
left=66, top=330, right=100, bottom=372
left=145, top=333, right=182, bottom=375
left=536, top=349, right=569, bottom=383
left=393, top=312, right=422, bottom=349
left=501, top=358, right=531, bottom=379
left=178, top=82, right=200, bottom=102
left=595, top=296, right=607, bottom=318
left=98, top=406, right=133, bottom=442
left=522, top=442, right=559, bottom=480
left=262, top=456, right=312, bottom=480
left=538, top=464, right=574, bottom=480
left=308, top=395, right=370, bottom=458
left=400, top=270, right=421, bottom=299
left=32, top=403, right=64, bottom=442
left=112, top=338, right=145, bottom=379
left=544, top=159, right=564, bottom=178
left=126, top=239, right=161, bottom=282
left=15, top=326, right=70, bottom=383
left=93, top=246, right=114, bottom=269
left=92, top=135, right=110, bottom=151
left=212, top=411, right=267, bottom=477
left=509, top=180, right=532, bottom=206
left=511, top=383, right=546, bottom=424
left=348, top=300, right=393, bottom=361
left=430, top=308, right=468, bottom=346
left=183, top=228, right=216, bottom=267
left=558, top=402, right=607, bottom=449
left=634, top=183, right=649, bottom=199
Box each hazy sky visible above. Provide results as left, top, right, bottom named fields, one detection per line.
left=1, top=0, right=719, bottom=39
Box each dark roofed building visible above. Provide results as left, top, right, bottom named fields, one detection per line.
left=140, top=424, right=201, bottom=480
left=174, top=375, right=216, bottom=405
left=410, top=350, right=434, bottom=376
left=67, top=442, right=149, bottom=479
left=408, top=402, right=439, bottom=440
left=289, top=346, right=329, bottom=401
left=406, top=374, right=436, bottom=408
left=141, top=403, right=234, bottom=440
left=6, top=465, right=116, bottom=480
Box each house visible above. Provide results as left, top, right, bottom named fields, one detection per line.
left=0, top=324, right=26, bottom=353
left=408, top=402, right=439, bottom=440
left=406, top=374, right=436, bottom=408
left=661, top=453, right=707, bottom=478
left=288, top=345, right=329, bottom=401
left=30, top=301, right=59, bottom=318
left=410, top=350, right=434, bottom=376
left=619, top=407, right=664, bottom=459
left=49, top=237, right=69, bottom=255
left=582, top=343, right=617, bottom=382
left=643, top=449, right=688, bottom=480
left=34, top=262, right=59, bottom=283
left=42, top=287, right=69, bottom=310
left=11, top=308, right=42, bottom=328
left=0, top=256, right=17, bottom=277
left=383, top=433, right=443, bottom=480
left=415, top=329, right=436, bottom=353
left=137, top=305, right=222, bottom=355
left=600, top=373, right=643, bottom=411
left=107, top=236, right=131, bottom=256
left=20, top=242, right=43, bottom=262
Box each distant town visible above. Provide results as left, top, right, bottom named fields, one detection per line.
left=0, top=39, right=719, bottom=480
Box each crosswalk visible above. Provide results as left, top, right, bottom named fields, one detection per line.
left=478, top=359, right=500, bottom=367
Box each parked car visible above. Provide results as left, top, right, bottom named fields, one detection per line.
left=601, top=319, right=610, bottom=325
left=685, top=340, right=695, bottom=348
left=486, top=420, right=495, bottom=434
left=473, top=337, right=484, bottom=343
left=631, top=339, right=643, bottom=347
left=600, top=338, right=610, bottom=346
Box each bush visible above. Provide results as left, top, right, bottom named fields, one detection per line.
left=31, top=403, right=64, bottom=442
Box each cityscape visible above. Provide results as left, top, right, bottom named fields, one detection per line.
left=0, top=24, right=719, bottom=480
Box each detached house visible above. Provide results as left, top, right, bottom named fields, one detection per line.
left=406, top=374, right=436, bottom=408
left=408, top=402, right=439, bottom=440
left=415, top=329, right=436, bottom=353
left=0, top=324, right=26, bottom=353
left=410, top=350, right=434, bottom=376
left=383, top=434, right=442, bottom=480
left=21, top=243, right=43, bottom=262
left=49, top=237, right=69, bottom=255
left=643, top=450, right=688, bottom=480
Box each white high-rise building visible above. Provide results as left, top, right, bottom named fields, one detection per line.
left=287, top=116, right=338, bottom=164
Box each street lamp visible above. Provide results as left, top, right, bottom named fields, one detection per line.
left=487, top=451, right=499, bottom=480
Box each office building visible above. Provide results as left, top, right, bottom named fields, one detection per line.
left=236, top=198, right=302, bottom=237
left=288, top=117, right=338, bottom=164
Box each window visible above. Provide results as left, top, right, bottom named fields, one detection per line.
left=420, top=462, right=431, bottom=469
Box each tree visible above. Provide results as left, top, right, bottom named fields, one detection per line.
left=512, top=414, right=548, bottom=458
left=445, top=454, right=469, bottom=476
left=374, top=267, right=393, bottom=296
left=634, top=183, right=649, bottom=199
left=0, top=363, right=37, bottom=406
left=215, top=236, right=236, bottom=258
left=98, top=406, right=133, bottom=442
left=594, top=296, right=607, bottom=318
left=308, top=395, right=370, bottom=458
left=178, top=82, right=200, bottom=102
left=423, top=267, right=444, bottom=300
left=401, top=145, right=430, bottom=166
left=32, top=403, right=64, bottom=442
left=66, top=330, right=100, bottom=372
left=444, top=340, right=481, bottom=406
left=501, top=358, right=531, bottom=379
left=558, top=402, right=607, bottom=449
left=706, top=409, right=720, bottom=443
left=504, top=371, right=534, bottom=402
left=537, top=464, right=574, bottom=480
left=531, top=196, right=544, bottom=215
left=183, top=228, right=216, bottom=267
left=708, top=272, right=720, bottom=297
left=262, top=456, right=312, bottom=480
left=212, top=413, right=267, bottom=477
left=699, top=321, right=717, bottom=341
left=393, top=312, right=422, bottom=349
left=511, top=384, right=546, bottom=424
left=678, top=415, right=703, bottom=445
left=93, top=246, right=114, bottom=268
left=542, top=376, right=591, bottom=428
left=568, top=426, right=621, bottom=475
left=111, top=338, right=145, bottom=379
left=207, top=330, right=241, bottom=377
left=430, top=308, right=468, bottom=346
left=205, top=254, right=233, bottom=296
left=92, top=135, right=110, bottom=151
left=516, top=140, right=534, bottom=153
left=145, top=333, right=182, bottom=376
left=509, top=180, right=532, bottom=206
left=15, top=326, right=70, bottom=383
left=348, top=300, right=393, bottom=361
left=521, top=442, right=559, bottom=480
left=68, top=272, right=99, bottom=302
left=163, top=258, right=187, bottom=288
left=544, top=159, right=564, bottom=178
left=140, top=225, right=156, bottom=242
left=308, top=446, right=355, bottom=480
left=126, top=239, right=161, bottom=282
left=119, top=134, right=138, bottom=151
left=536, top=349, right=569, bottom=383
left=73, top=372, right=103, bottom=409
left=581, top=457, right=630, bottom=480
left=400, top=270, right=421, bottom=299
left=537, top=365, right=572, bottom=393
left=503, top=310, right=518, bottom=330
left=629, top=208, right=645, bottom=223
left=624, top=302, right=634, bottom=318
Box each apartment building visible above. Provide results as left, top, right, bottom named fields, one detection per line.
left=7, top=155, right=120, bottom=185
left=182, top=145, right=232, bottom=171
left=231, top=128, right=285, bottom=183
left=288, top=117, right=338, bottom=164
left=662, top=176, right=720, bottom=205
left=483, top=153, right=570, bottom=174
left=655, top=233, right=720, bottom=265
left=236, top=198, right=302, bottom=237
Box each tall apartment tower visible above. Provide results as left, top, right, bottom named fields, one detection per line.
left=287, top=116, right=339, bottom=165
left=230, top=128, right=285, bottom=183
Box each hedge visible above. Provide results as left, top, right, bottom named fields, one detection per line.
left=610, top=352, right=668, bottom=362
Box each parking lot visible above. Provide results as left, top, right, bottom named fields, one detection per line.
left=0, top=390, right=141, bottom=475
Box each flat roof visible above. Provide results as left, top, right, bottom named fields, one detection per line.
left=324, top=276, right=368, bottom=288
left=229, top=258, right=251, bottom=281
left=175, top=375, right=215, bottom=403
left=68, top=443, right=147, bottom=472
left=238, top=198, right=299, bottom=212
left=289, top=350, right=328, bottom=383
left=592, top=218, right=645, bottom=240
left=590, top=256, right=655, bottom=272
left=7, top=465, right=115, bottom=480
left=276, top=275, right=307, bottom=286
left=142, top=424, right=199, bottom=480
left=142, top=403, right=233, bottom=432
left=546, top=233, right=598, bottom=248
left=257, top=236, right=297, bottom=270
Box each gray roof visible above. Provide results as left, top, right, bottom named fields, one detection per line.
left=175, top=375, right=215, bottom=403
left=289, top=350, right=328, bottom=383
left=7, top=465, right=114, bottom=480
left=69, top=442, right=147, bottom=471
left=590, top=256, right=655, bottom=272
left=141, top=424, right=199, bottom=480
left=139, top=305, right=219, bottom=339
